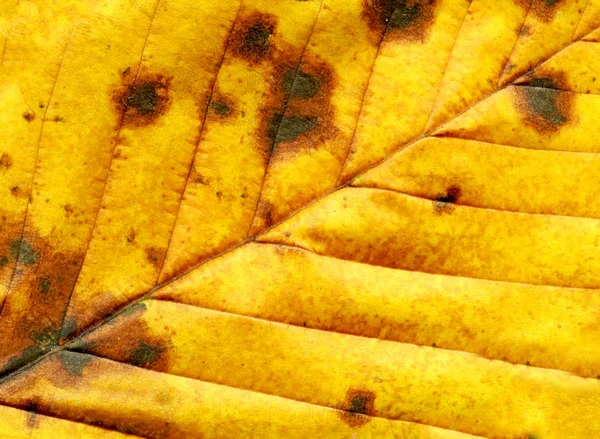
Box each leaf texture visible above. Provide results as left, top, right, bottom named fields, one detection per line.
left=0, top=0, right=599, bottom=437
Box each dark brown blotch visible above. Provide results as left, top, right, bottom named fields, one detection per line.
left=112, top=72, right=172, bottom=128
left=339, top=389, right=376, bottom=427
left=58, top=351, right=94, bottom=376
left=433, top=185, right=462, bottom=214
left=0, top=255, right=7, bottom=267
left=25, top=401, right=39, bottom=429
left=22, top=111, right=35, bottom=122
left=230, top=12, right=277, bottom=64
left=362, top=0, right=439, bottom=42
left=0, top=153, right=12, bottom=170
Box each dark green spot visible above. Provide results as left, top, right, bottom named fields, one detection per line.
left=544, top=0, right=560, bottom=6
left=121, top=302, right=148, bottom=317
left=39, top=277, right=51, bottom=295
left=524, top=86, right=566, bottom=126
left=283, top=70, right=320, bottom=99
left=32, top=326, right=59, bottom=348
left=268, top=113, right=318, bottom=146
left=243, top=22, right=272, bottom=55
left=10, top=239, right=40, bottom=266
left=211, top=100, right=231, bottom=116
left=348, top=395, right=369, bottom=414
left=58, top=352, right=93, bottom=376
left=126, top=83, right=159, bottom=115
left=527, top=77, right=558, bottom=89
left=388, top=1, right=422, bottom=29
left=130, top=341, right=165, bottom=367
left=3, top=346, right=44, bottom=375
left=59, top=318, right=78, bottom=340
left=0, top=256, right=7, bottom=267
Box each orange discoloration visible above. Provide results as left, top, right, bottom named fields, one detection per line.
left=0, top=230, right=85, bottom=375
left=111, top=70, right=172, bottom=129
left=362, top=0, right=440, bottom=43
left=145, top=247, right=165, bottom=269
left=71, top=303, right=171, bottom=373
left=339, top=388, right=376, bottom=427
left=530, top=0, right=564, bottom=22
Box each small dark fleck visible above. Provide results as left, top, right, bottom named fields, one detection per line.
left=39, top=277, right=51, bottom=295
left=0, top=256, right=7, bottom=267
left=22, top=111, right=35, bottom=122
left=53, top=116, right=64, bottom=122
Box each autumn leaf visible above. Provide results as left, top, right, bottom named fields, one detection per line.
left=0, top=0, right=599, bottom=437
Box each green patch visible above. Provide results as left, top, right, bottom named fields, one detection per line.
left=283, top=70, right=320, bottom=99
left=388, top=1, right=422, bottom=30
left=211, top=100, right=231, bottom=116
left=126, top=83, right=159, bottom=115
left=10, top=239, right=40, bottom=266
left=348, top=395, right=369, bottom=414
left=0, top=256, right=8, bottom=267
left=130, top=341, right=165, bottom=368
left=58, top=352, right=93, bottom=376
left=243, top=22, right=272, bottom=55
left=32, top=326, right=59, bottom=348
left=39, top=277, right=51, bottom=295
left=524, top=86, right=566, bottom=126
left=268, top=113, right=318, bottom=145
left=2, top=346, right=44, bottom=375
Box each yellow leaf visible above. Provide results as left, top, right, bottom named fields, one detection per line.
left=1, top=0, right=599, bottom=437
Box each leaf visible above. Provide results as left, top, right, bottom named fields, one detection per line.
left=0, top=0, right=599, bottom=437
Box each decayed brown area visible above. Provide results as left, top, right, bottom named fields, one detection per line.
left=0, top=0, right=598, bottom=437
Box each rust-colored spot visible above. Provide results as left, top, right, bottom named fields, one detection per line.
left=362, top=0, right=440, bottom=42
left=339, top=389, right=376, bottom=427
left=515, top=81, right=573, bottom=133
left=530, top=0, right=564, bottom=21
left=0, top=153, right=12, bottom=170
left=22, top=111, right=35, bottom=122
left=145, top=247, right=165, bottom=269
left=111, top=70, right=172, bottom=128
left=230, top=12, right=277, bottom=64
left=71, top=302, right=171, bottom=372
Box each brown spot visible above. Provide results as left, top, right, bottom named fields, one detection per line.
left=339, top=389, right=376, bottom=427
left=362, top=0, right=440, bottom=43
left=260, top=53, right=338, bottom=160
left=71, top=302, right=171, bottom=372
left=230, top=12, right=277, bottom=64
left=111, top=70, right=172, bottom=128
left=0, top=153, right=12, bottom=170
left=530, top=0, right=564, bottom=21
left=126, top=228, right=136, bottom=243
left=433, top=185, right=462, bottom=214
left=145, top=247, right=165, bottom=269
left=22, top=111, right=35, bottom=122
left=515, top=82, right=573, bottom=133
left=53, top=116, right=64, bottom=122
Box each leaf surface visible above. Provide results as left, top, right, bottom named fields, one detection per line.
left=1, top=0, right=599, bottom=437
